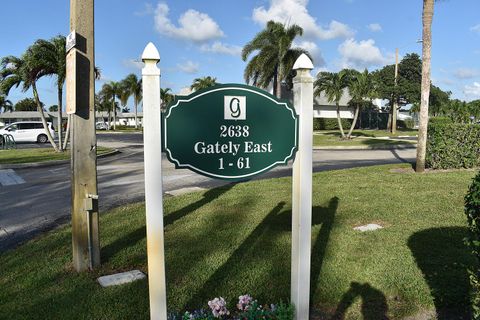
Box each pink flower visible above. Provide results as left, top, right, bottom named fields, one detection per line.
left=207, top=297, right=229, bottom=318
left=237, top=294, right=253, bottom=311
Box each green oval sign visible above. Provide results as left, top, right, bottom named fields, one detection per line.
left=164, top=84, right=298, bottom=180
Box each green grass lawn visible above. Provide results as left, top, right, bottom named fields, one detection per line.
left=0, top=146, right=112, bottom=164
left=0, top=164, right=477, bottom=319
left=313, top=133, right=416, bottom=147
left=316, top=129, right=418, bottom=138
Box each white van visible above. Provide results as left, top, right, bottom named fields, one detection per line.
left=0, top=121, right=56, bottom=143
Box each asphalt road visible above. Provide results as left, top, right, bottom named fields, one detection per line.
left=0, top=132, right=415, bottom=252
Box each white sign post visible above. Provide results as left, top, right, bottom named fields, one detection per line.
left=291, top=53, right=314, bottom=320
left=141, top=43, right=314, bottom=320
left=142, top=42, right=168, bottom=320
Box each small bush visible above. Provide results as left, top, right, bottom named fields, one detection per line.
left=465, top=172, right=480, bottom=319
left=313, top=118, right=353, bottom=130
left=426, top=122, right=480, bottom=169
left=398, top=118, right=415, bottom=129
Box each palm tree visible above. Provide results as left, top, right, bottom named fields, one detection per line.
left=314, top=70, right=351, bottom=139
left=346, top=69, right=376, bottom=139
left=190, top=76, right=217, bottom=92
left=416, top=0, right=435, bottom=173
left=242, top=21, right=306, bottom=98
left=121, top=74, right=142, bottom=128
left=0, top=54, right=59, bottom=151
left=101, top=81, right=121, bottom=130
left=160, top=87, right=174, bottom=111
left=29, top=35, right=66, bottom=150
left=0, top=94, right=13, bottom=112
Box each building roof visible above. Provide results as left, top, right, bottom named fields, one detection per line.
left=0, top=111, right=63, bottom=119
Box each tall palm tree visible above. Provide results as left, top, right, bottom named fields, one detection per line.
left=346, top=69, right=376, bottom=139
left=121, top=74, right=142, bottom=128
left=0, top=94, right=13, bottom=112
left=416, top=0, right=435, bottom=173
left=190, top=76, right=217, bottom=92
left=29, top=35, right=66, bottom=150
left=242, top=21, right=306, bottom=98
left=160, top=87, right=174, bottom=111
left=101, top=81, right=121, bottom=130
left=0, top=54, right=59, bottom=151
left=314, top=70, right=351, bottom=139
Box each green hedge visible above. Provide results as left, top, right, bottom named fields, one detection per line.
left=313, top=118, right=353, bottom=130
left=429, top=116, right=453, bottom=126
left=426, top=123, right=480, bottom=169
left=465, top=172, right=480, bottom=319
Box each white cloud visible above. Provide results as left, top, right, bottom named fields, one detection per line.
left=293, top=41, right=325, bottom=66
left=470, top=24, right=480, bottom=34
left=154, top=3, right=224, bottom=42
left=367, top=23, right=382, bottom=32
left=338, top=38, right=392, bottom=69
left=453, top=68, right=479, bottom=79
left=122, top=59, right=143, bottom=70
left=252, top=0, right=354, bottom=40
left=200, top=41, right=242, bottom=56
left=177, top=60, right=199, bottom=74
left=464, top=82, right=480, bottom=99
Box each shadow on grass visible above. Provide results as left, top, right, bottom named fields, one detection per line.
left=322, top=131, right=377, bottom=138
left=102, top=184, right=235, bottom=263
left=408, top=227, right=476, bottom=319
left=331, top=282, right=388, bottom=320
left=186, top=197, right=339, bottom=309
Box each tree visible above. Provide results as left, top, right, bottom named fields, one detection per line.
left=49, top=105, right=58, bottom=112
left=468, top=100, right=480, bottom=122
left=416, top=0, right=435, bottom=173
left=14, top=98, right=40, bottom=111
left=190, top=76, right=217, bottom=92
left=29, top=35, right=66, bottom=150
left=346, top=69, right=376, bottom=139
left=0, top=94, right=13, bottom=112
left=101, top=81, right=121, bottom=130
left=242, top=21, right=306, bottom=98
left=98, top=83, right=114, bottom=130
left=314, top=70, right=351, bottom=138
left=160, top=87, right=174, bottom=111
left=0, top=53, right=58, bottom=150
left=121, top=74, right=142, bottom=128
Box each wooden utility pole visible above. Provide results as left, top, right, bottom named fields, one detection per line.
left=68, top=0, right=100, bottom=272
left=391, top=48, right=399, bottom=134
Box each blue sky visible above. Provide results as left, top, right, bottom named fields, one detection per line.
left=1, top=0, right=479, bottom=110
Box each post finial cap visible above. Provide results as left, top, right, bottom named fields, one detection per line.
left=293, top=53, right=313, bottom=70
left=142, top=42, right=160, bottom=62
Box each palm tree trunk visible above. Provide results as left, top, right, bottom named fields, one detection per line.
left=134, top=99, right=138, bottom=129
left=391, top=99, right=398, bottom=134
left=108, top=109, right=111, bottom=130
left=336, top=102, right=346, bottom=138
left=112, top=99, right=116, bottom=130
left=416, top=0, right=434, bottom=173
left=273, top=66, right=279, bottom=98
left=63, top=115, right=70, bottom=150
left=347, top=105, right=360, bottom=139
left=276, top=72, right=282, bottom=99
left=57, top=87, right=63, bottom=151
left=32, top=83, right=59, bottom=152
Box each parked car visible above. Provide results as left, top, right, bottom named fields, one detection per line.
left=95, top=122, right=109, bottom=130
left=0, top=121, right=56, bottom=143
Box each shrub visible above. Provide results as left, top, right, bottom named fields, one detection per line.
left=313, top=118, right=353, bottom=130
left=398, top=118, right=415, bottom=129
left=426, top=122, right=480, bottom=169
left=465, top=172, right=480, bottom=319
left=429, top=116, right=453, bottom=126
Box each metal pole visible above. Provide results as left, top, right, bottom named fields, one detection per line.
left=69, top=0, right=100, bottom=272
left=291, top=54, right=314, bottom=320
left=142, top=42, right=168, bottom=320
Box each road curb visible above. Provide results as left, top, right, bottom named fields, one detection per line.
left=0, top=149, right=121, bottom=170
left=314, top=144, right=417, bottom=150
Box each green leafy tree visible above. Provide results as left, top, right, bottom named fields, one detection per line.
left=101, top=81, right=121, bottom=130
left=468, top=100, right=480, bottom=122
left=0, top=52, right=58, bottom=150
left=190, top=76, right=217, bottom=92
left=121, top=74, right=142, bottom=128
left=14, top=98, right=40, bottom=111
left=242, top=21, right=306, bottom=98
left=0, top=94, right=13, bottom=112
left=346, top=69, right=376, bottom=139
left=160, top=87, right=174, bottom=111
left=314, top=70, right=351, bottom=138
left=49, top=105, right=58, bottom=112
